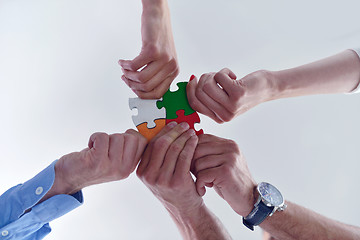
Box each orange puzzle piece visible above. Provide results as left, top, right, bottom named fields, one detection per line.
left=136, top=119, right=166, bottom=142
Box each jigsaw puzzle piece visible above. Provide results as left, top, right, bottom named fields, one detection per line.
left=129, top=98, right=166, bottom=128
left=136, top=119, right=166, bottom=142
left=166, top=109, right=204, bottom=136
left=156, top=82, right=195, bottom=119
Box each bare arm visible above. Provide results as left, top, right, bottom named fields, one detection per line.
left=261, top=201, right=360, bottom=240
left=167, top=202, right=232, bottom=240
left=192, top=134, right=360, bottom=240
left=187, top=50, right=360, bottom=123
left=119, top=0, right=179, bottom=99
left=272, top=49, right=360, bottom=98
left=136, top=123, right=232, bottom=240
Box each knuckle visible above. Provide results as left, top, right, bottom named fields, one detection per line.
left=168, top=58, right=179, bottom=71
left=169, top=142, right=183, bottom=153
left=137, top=73, right=146, bottom=83
left=221, top=67, right=231, bottom=73
left=155, top=175, right=169, bottom=187
left=141, top=83, right=153, bottom=92
left=177, top=151, right=189, bottom=163
left=153, top=136, right=172, bottom=150
left=221, top=112, right=234, bottom=123
left=141, top=170, right=156, bottom=185
left=214, top=71, right=225, bottom=81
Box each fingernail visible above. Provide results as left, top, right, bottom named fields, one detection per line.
left=180, top=122, right=189, bottom=129
left=190, top=75, right=196, bottom=81
left=168, top=121, right=177, bottom=128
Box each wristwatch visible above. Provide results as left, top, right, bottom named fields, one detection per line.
left=243, top=182, right=286, bottom=231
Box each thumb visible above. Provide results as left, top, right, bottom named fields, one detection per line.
left=119, top=52, right=151, bottom=71
left=88, top=132, right=109, bottom=156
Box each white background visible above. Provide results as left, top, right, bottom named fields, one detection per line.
left=1, top=0, right=360, bottom=239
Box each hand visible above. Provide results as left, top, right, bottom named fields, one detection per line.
left=136, top=122, right=201, bottom=216
left=119, top=0, right=179, bottom=99
left=187, top=68, right=275, bottom=123
left=191, top=134, right=256, bottom=217
left=53, top=129, right=147, bottom=195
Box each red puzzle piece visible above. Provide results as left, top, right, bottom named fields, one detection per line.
left=166, top=110, right=204, bottom=136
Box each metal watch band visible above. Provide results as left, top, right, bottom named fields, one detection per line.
left=243, top=200, right=274, bottom=231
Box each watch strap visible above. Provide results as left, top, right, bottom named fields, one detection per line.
left=243, top=201, right=274, bottom=231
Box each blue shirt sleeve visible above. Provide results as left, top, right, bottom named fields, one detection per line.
left=0, top=161, right=83, bottom=240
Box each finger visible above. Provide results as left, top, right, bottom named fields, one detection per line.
left=195, top=167, right=221, bottom=196
left=146, top=122, right=190, bottom=171
left=193, top=155, right=225, bottom=176
left=88, top=132, right=109, bottom=156
left=121, top=60, right=166, bottom=84
left=193, top=137, right=232, bottom=161
left=134, top=74, right=176, bottom=99
left=219, top=68, right=237, bottom=80
left=137, top=122, right=188, bottom=175
left=213, top=70, right=240, bottom=97
left=186, top=75, right=222, bottom=123
left=108, top=133, right=125, bottom=164
left=121, top=132, right=143, bottom=177
left=196, top=75, right=233, bottom=123
left=202, top=73, right=231, bottom=106
left=118, top=53, right=151, bottom=71
left=174, top=134, right=198, bottom=177
left=125, top=129, right=147, bottom=162
left=159, top=129, right=195, bottom=180
left=197, top=134, right=221, bottom=144
left=136, top=122, right=178, bottom=175
left=125, top=59, right=177, bottom=93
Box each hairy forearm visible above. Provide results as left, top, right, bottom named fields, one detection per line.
left=269, top=50, right=360, bottom=99
left=260, top=201, right=360, bottom=240
left=166, top=203, right=232, bottom=240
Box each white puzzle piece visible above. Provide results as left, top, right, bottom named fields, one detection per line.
left=129, top=98, right=166, bottom=128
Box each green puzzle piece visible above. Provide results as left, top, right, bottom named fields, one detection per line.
left=156, top=82, right=195, bottom=119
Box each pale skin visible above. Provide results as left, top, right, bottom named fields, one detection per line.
left=40, top=129, right=147, bottom=203
left=187, top=49, right=360, bottom=123
left=119, top=0, right=179, bottom=99
left=136, top=122, right=232, bottom=240
left=191, top=134, right=360, bottom=240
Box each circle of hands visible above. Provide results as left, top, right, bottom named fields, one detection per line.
left=56, top=2, right=275, bottom=237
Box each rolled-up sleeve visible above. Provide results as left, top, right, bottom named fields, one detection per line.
left=0, top=161, right=83, bottom=240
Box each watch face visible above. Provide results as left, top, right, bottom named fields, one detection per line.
left=258, top=182, right=284, bottom=206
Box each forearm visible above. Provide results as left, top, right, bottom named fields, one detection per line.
left=166, top=203, right=232, bottom=240
left=260, top=201, right=360, bottom=240
left=142, top=0, right=169, bottom=14
left=269, top=50, right=360, bottom=99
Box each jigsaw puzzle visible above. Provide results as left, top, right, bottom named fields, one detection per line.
left=129, top=81, right=203, bottom=141
left=166, top=110, right=204, bottom=135
left=136, top=119, right=166, bottom=142
left=156, top=82, right=195, bottom=119
left=129, top=98, right=166, bottom=128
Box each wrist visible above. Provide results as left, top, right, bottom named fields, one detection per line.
left=54, top=158, right=79, bottom=194
left=260, top=70, right=282, bottom=102
left=54, top=153, right=85, bottom=195
left=142, top=0, right=166, bottom=11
